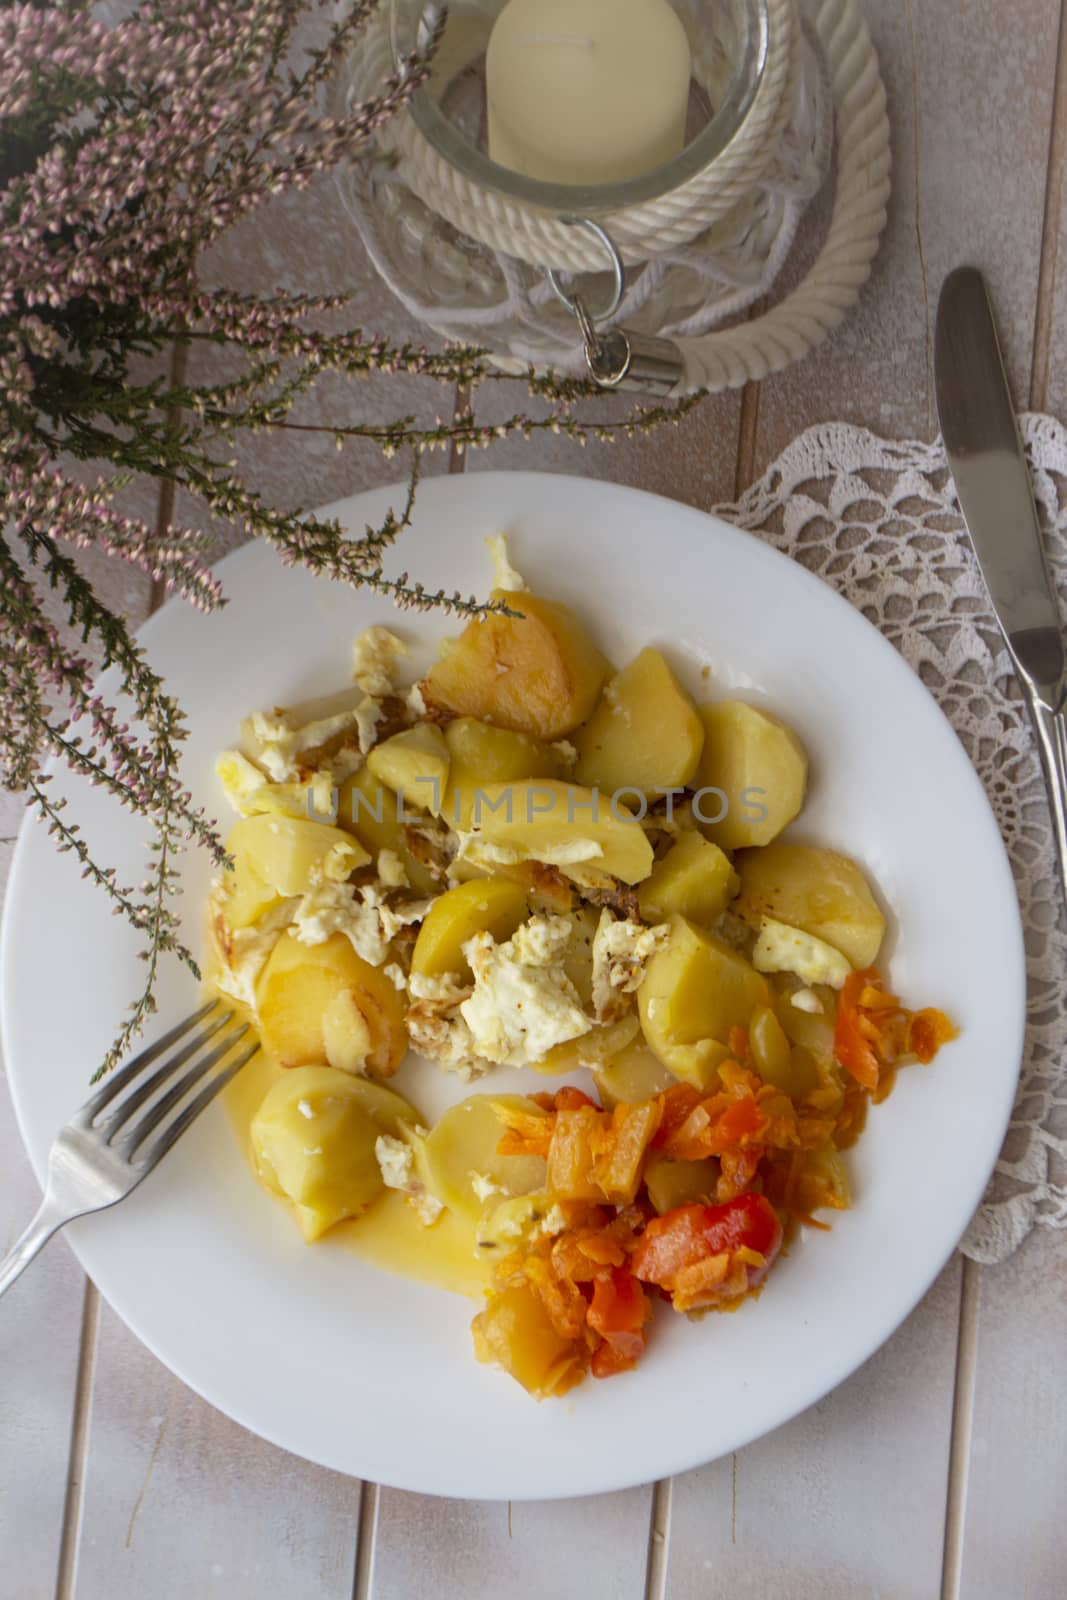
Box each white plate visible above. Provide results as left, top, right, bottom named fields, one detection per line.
left=2, top=472, right=1024, bottom=1500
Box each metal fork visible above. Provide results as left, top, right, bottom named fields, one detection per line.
left=0, top=1000, right=258, bottom=1299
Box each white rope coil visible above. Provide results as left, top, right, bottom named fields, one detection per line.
left=678, top=0, right=890, bottom=394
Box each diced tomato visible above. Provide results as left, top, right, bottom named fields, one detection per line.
left=588, top=1268, right=649, bottom=1372
left=708, top=1095, right=765, bottom=1151
left=630, top=1194, right=783, bottom=1296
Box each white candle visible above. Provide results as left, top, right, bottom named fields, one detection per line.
left=486, top=0, right=692, bottom=187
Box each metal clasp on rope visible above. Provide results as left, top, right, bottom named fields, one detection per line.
left=546, top=218, right=685, bottom=396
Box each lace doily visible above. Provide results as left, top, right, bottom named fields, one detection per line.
left=712, top=416, right=1067, bottom=1264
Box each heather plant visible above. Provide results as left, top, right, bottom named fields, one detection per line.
left=0, top=0, right=699, bottom=1070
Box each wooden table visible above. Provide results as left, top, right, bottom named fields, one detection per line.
left=4, top=5, right=1067, bottom=1595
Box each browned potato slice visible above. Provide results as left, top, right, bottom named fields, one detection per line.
left=573, top=647, right=704, bottom=798
left=337, top=766, right=438, bottom=894
left=442, top=717, right=562, bottom=829
left=466, top=780, right=653, bottom=884
left=735, top=842, right=886, bottom=968
left=637, top=829, right=738, bottom=926
left=257, top=931, right=407, bottom=1076
left=250, top=1066, right=420, bottom=1241
left=423, top=589, right=610, bottom=739
left=694, top=701, right=808, bottom=851
left=411, top=878, right=529, bottom=979
left=637, top=915, right=769, bottom=1088
left=366, top=723, right=450, bottom=815
left=472, top=1284, right=584, bottom=1397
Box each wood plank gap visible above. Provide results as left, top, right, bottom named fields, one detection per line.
left=939, top=1256, right=980, bottom=1600
left=733, top=382, right=762, bottom=498
left=643, top=1476, right=673, bottom=1600
left=149, top=335, right=189, bottom=613
left=1029, top=0, right=1067, bottom=409
left=53, top=1279, right=100, bottom=1600
left=351, top=1479, right=379, bottom=1600
left=448, top=383, right=472, bottom=475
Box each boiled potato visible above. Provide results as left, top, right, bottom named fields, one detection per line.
left=257, top=931, right=407, bottom=1076
left=638, top=916, right=770, bottom=1088
left=472, top=1283, right=583, bottom=1398
left=645, top=1156, right=719, bottom=1214
left=534, top=1013, right=640, bottom=1075
left=336, top=766, right=438, bottom=895
left=735, top=842, right=886, bottom=967
left=558, top=902, right=601, bottom=1007
left=366, top=723, right=450, bottom=816
left=637, top=829, right=738, bottom=926
left=442, top=717, right=562, bottom=828
left=594, top=1039, right=675, bottom=1107
left=222, top=815, right=368, bottom=929
left=423, top=589, right=610, bottom=739
left=419, top=1095, right=549, bottom=1220
left=694, top=701, right=808, bottom=851
left=466, top=780, right=653, bottom=884
left=250, top=1065, right=420, bottom=1241
left=411, top=878, right=529, bottom=979
left=574, top=647, right=704, bottom=797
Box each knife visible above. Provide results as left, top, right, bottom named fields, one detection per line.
left=934, top=265, right=1067, bottom=901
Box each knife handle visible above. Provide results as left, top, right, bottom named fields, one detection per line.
left=1030, top=696, right=1067, bottom=909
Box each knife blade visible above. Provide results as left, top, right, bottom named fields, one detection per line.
left=935, top=265, right=1065, bottom=706
left=935, top=264, right=1067, bottom=908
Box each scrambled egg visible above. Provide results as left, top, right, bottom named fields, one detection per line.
left=486, top=532, right=526, bottom=592
left=352, top=626, right=408, bottom=697
left=460, top=915, right=591, bottom=1068
left=590, top=911, right=670, bottom=1021
left=752, top=917, right=851, bottom=990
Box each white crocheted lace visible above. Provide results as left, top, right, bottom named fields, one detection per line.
left=712, top=417, right=1067, bottom=1264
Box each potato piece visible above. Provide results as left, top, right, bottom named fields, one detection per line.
left=735, top=842, right=886, bottom=968
left=411, top=878, right=529, bottom=980
left=694, top=701, right=808, bottom=850
left=558, top=902, right=601, bottom=1007
left=534, top=1013, right=640, bottom=1075
left=366, top=723, right=450, bottom=816
left=637, top=829, right=738, bottom=926
left=250, top=1065, right=419, bottom=1241
left=257, top=931, right=407, bottom=1076
left=645, top=1156, right=718, bottom=1214
left=222, top=815, right=368, bottom=930
left=574, top=647, right=704, bottom=798
left=336, top=766, right=438, bottom=895
left=638, top=916, right=770, bottom=1087
left=442, top=717, right=562, bottom=829
left=475, top=1192, right=552, bottom=1255
left=419, top=1095, right=549, bottom=1220
left=423, top=589, right=610, bottom=739
left=465, top=779, right=653, bottom=884
left=594, top=1040, right=675, bottom=1108
left=472, top=1283, right=584, bottom=1398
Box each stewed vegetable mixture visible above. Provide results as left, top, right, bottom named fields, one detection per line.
left=207, top=539, right=955, bottom=1397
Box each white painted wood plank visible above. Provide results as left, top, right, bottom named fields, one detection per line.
left=757, top=0, right=1060, bottom=455
left=957, top=1232, right=1067, bottom=1598
left=369, top=1484, right=654, bottom=1600
left=68, top=1302, right=360, bottom=1599
left=1, top=522, right=156, bottom=1598
left=664, top=1258, right=963, bottom=1600
left=0, top=813, right=87, bottom=1600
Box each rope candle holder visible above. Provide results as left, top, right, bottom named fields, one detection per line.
left=332, top=0, right=890, bottom=395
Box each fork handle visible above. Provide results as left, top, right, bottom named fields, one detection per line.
left=1030, top=695, right=1067, bottom=912
left=0, top=1195, right=72, bottom=1300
